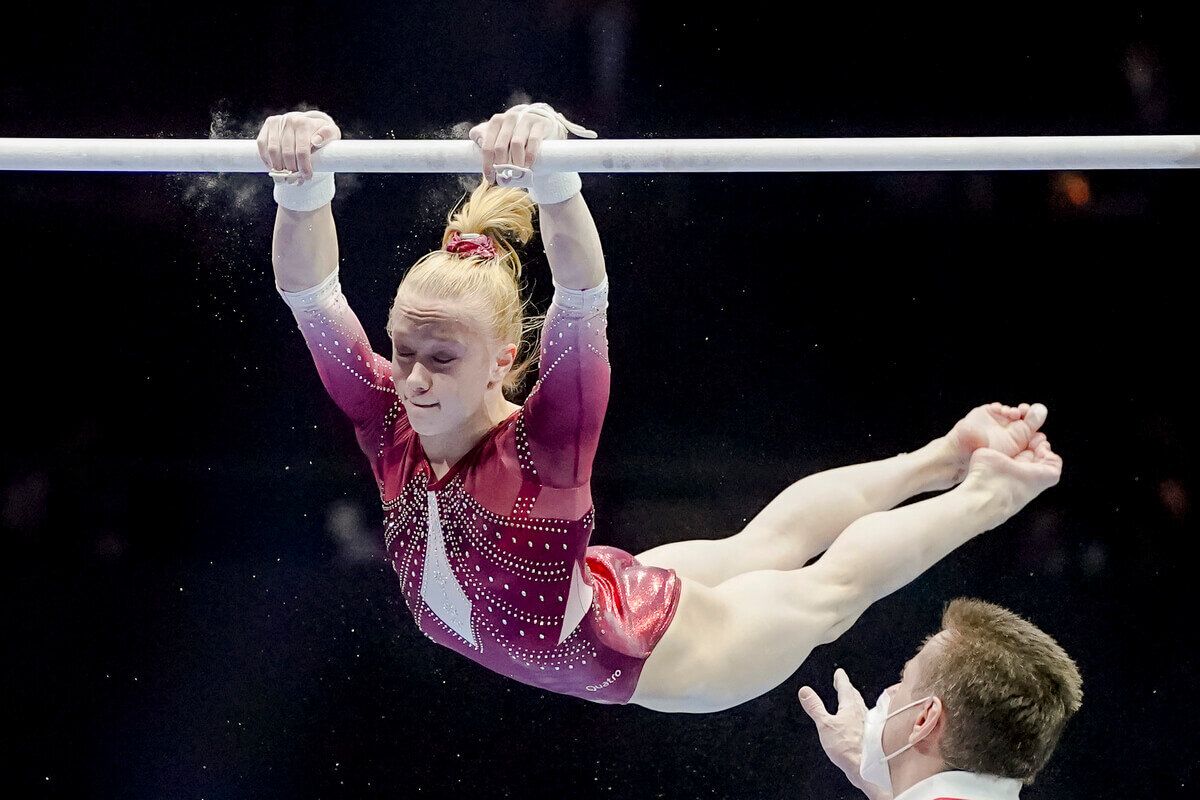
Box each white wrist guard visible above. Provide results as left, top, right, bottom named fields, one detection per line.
left=528, top=171, right=583, bottom=205
left=272, top=171, right=335, bottom=212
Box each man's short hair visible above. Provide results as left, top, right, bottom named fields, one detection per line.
left=915, top=598, right=1083, bottom=783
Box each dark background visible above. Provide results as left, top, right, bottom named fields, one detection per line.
left=3, top=3, right=1197, bottom=798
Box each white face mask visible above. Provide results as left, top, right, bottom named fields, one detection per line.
left=859, top=689, right=934, bottom=793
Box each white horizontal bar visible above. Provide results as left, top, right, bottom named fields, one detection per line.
left=0, top=136, right=1197, bottom=173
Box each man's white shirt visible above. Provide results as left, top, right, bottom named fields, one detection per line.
left=892, top=770, right=1023, bottom=800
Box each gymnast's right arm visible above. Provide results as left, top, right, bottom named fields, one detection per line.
left=258, top=111, right=400, bottom=446
left=259, top=110, right=340, bottom=291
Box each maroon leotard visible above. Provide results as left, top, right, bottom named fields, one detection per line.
left=277, top=269, right=680, bottom=703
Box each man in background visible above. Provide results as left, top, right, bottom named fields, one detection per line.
left=798, top=599, right=1082, bottom=800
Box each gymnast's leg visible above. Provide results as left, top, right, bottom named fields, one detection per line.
left=627, top=436, right=1062, bottom=713
left=635, top=402, right=1047, bottom=587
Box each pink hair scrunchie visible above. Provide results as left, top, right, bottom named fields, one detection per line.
left=445, top=232, right=499, bottom=260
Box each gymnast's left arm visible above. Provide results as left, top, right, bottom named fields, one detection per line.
left=470, top=103, right=605, bottom=289
left=537, top=194, right=606, bottom=290
left=470, top=103, right=609, bottom=486
left=523, top=155, right=610, bottom=487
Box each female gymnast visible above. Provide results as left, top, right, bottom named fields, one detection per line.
left=260, top=102, right=1063, bottom=713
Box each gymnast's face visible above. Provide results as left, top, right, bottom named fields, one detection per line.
left=389, top=292, right=511, bottom=436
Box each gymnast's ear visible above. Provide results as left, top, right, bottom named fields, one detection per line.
left=489, top=342, right=518, bottom=388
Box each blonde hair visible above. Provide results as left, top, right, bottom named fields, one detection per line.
left=917, top=598, right=1083, bottom=783
left=387, top=179, right=541, bottom=398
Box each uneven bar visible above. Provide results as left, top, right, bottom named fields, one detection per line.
left=0, top=136, right=1197, bottom=173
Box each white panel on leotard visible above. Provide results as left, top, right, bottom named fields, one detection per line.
left=558, top=559, right=594, bottom=645
left=420, top=491, right=477, bottom=647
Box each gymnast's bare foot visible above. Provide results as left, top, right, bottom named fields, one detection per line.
left=963, top=434, right=1063, bottom=528
left=930, top=402, right=1049, bottom=490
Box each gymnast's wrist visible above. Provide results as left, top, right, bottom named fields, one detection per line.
left=528, top=171, right=582, bottom=205
left=273, top=171, right=336, bottom=212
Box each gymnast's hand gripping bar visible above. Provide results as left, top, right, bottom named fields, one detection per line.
left=0, top=136, right=1196, bottom=173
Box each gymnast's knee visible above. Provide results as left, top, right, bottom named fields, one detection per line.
left=785, top=561, right=870, bottom=645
